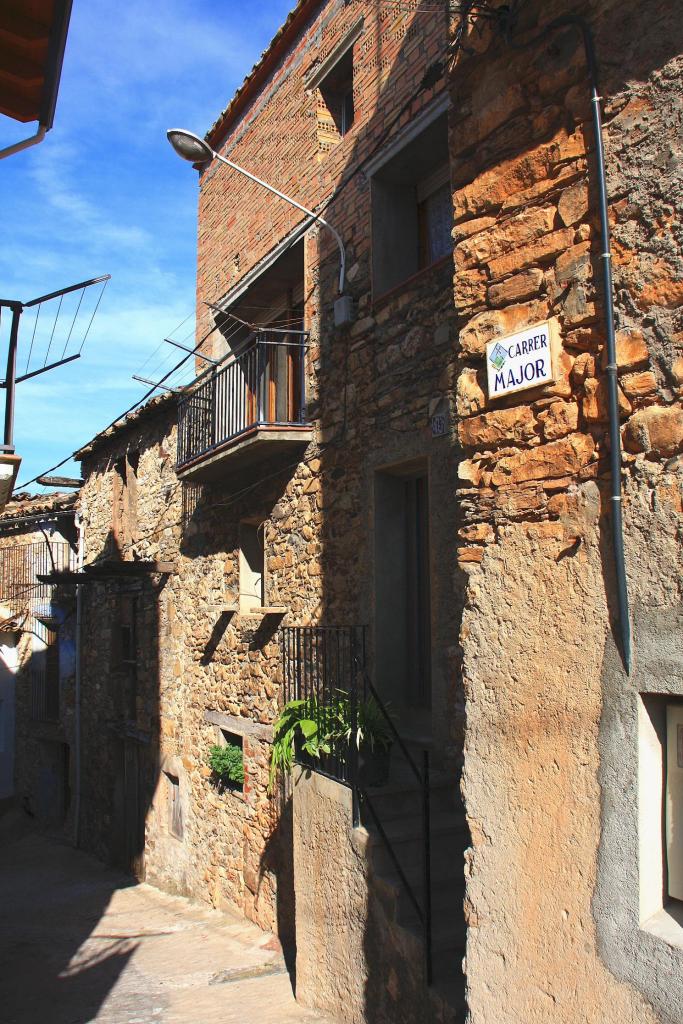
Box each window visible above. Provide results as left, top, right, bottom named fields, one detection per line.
left=31, top=628, right=59, bottom=722
left=239, top=522, right=265, bottom=613
left=306, top=18, right=363, bottom=156
left=216, top=729, right=244, bottom=793
left=370, top=111, right=452, bottom=297
left=639, top=695, right=683, bottom=932
left=318, top=47, right=354, bottom=138
left=167, top=774, right=183, bottom=839
left=418, top=168, right=452, bottom=269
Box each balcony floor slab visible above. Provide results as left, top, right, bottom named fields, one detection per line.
left=176, top=425, right=313, bottom=483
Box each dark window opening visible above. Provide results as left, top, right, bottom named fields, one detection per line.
left=240, top=522, right=265, bottom=613
left=371, top=112, right=452, bottom=297
left=31, top=628, right=60, bottom=722
left=319, top=47, right=354, bottom=137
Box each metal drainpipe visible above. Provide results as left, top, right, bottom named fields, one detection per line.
left=73, top=512, right=84, bottom=846
left=508, top=13, right=631, bottom=672
left=0, top=125, right=47, bottom=162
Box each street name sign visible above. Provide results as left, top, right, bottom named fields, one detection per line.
left=486, top=320, right=556, bottom=399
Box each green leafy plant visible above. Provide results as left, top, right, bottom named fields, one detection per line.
left=269, top=696, right=331, bottom=791
left=209, top=742, right=244, bottom=788
left=269, top=690, right=393, bottom=791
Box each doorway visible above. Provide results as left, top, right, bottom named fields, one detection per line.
left=374, top=461, right=432, bottom=737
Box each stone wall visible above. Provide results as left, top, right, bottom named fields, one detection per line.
left=446, top=1, right=683, bottom=1021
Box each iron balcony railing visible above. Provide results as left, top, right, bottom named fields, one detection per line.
left=177, top=329, right=308, bottom=469
left=0, top=540, right=75, bottom=613
left=281, top=624, right=433, bottom=985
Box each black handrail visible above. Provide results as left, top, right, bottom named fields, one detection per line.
left=177, top=329, right=308, bottom=468
left=281, top=624, right=433, bottom=986
left=354, top=667, right=433, bottom=985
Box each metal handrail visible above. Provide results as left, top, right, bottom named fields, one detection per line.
left=281, top=625, right=433, bottom=985
left=177, top=328, right=308, bottom=467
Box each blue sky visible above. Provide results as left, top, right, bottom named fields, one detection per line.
left=0, top=0, right=292, bottom=491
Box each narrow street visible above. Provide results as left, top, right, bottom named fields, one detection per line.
left=0, top=812, right=329, bottom=1024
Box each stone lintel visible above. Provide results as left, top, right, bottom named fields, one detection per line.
left=205, top=709, right=273, bottom=742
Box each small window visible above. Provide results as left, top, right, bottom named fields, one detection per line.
left=319, top=47, right=354, bottom=138
left=31, top=628, right=59, bottom=722
left=307, top=19, right=362, bottom=156
left=239, top=522, right=265, bottom=613
left=167, top=774, right=183, bottom=839
left=211, top=729, right=244, bottom=792
left=371, top=112, right=452, bottom=297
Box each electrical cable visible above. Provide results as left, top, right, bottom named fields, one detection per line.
left=78, top=277, right=109, bottom=354
left=24, top=303, right=41, bottom=376
left=61, top=288, right=85, bottom=360
left=16, top=314, right=226, bottom=490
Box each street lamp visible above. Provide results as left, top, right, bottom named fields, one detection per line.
left=167, top=128, right=347, bottom=297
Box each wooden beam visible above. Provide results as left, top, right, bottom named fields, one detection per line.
left=37, top=475, right=83, bottom=488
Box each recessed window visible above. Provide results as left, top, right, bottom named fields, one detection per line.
left=167, top=774, right=183, bottom=839
left=318, top=47, right=354, bottom=139
left=239, top=522, right=265, bottom=613
left=371, top=112, right=452, bottom=297
left=210, top=729, right=244, bottom=792
left=31, top=628, right=59, bottom=722
left=639, top=695, right=683, bottom=933
left=306, top=18, right=363, bottom=156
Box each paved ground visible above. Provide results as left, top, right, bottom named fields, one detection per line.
left=0, top=813, right=331, bottom=1024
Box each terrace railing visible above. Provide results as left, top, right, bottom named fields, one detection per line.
left=177, top=329, right=308, bottom=469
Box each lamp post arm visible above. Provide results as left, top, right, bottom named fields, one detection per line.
left=211, top=149, right=346, bottom=295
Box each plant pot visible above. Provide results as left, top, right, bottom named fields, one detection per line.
left=358, top=745, right=392, bottom=787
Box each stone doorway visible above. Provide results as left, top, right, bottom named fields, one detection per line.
left=374, top=459, right=432, bottom=740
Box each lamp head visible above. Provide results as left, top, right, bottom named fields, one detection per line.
left=166, top=129, right=213, bottom=164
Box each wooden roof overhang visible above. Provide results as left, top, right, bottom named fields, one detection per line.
left=0, top=0, right=72, bottom=127
left=37, top=560, right=177, bottom=584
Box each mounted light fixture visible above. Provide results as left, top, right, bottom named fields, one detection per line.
left=166, top=128, right=348, bottom=302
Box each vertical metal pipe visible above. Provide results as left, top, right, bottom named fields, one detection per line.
left=3, top=303, right=22, bottom=450
left=73, top=513, right=83, bottom=847
left=508, top=14, right=631, bottom=671
left=350, top=628, right=360, bottom=826
left=422, top=749, right=432, bottom=985
left=298, top=334, right=306, bottom=424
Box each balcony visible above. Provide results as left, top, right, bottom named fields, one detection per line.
left=176, top=329, right=312, bottom=482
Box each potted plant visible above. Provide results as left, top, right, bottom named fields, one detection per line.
left=208, top=741, right=244, bottom=791
left=269, top=690, right=393, bottom=790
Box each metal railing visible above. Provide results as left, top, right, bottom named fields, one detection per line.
left=281, top=624, right=433, bottom=984
left=177, top=329, right=308, bottom=468
left=0, top=540, right=75, bottom=613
